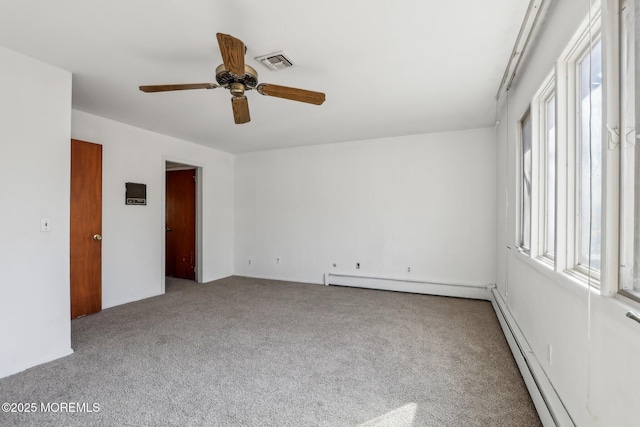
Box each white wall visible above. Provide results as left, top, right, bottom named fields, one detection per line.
left=235, top=129, right=497, bottom=286
left=72, top=110, right=234, bottom=308
left=496, top=0, right=640, bottom=425
left=0, top=46, right=73, bottom=378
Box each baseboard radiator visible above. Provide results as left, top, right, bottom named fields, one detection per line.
left=324, top=273, right=491, bottom=300
left=490, top=286, right=574, bottom=427
left=324, top=273, right=574, bottom=427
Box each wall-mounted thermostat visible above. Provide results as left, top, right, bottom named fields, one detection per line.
left=125, top=182, right=147, bottom=205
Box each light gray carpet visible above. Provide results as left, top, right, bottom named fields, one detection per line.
left=0, top=276, right=541, bottom=426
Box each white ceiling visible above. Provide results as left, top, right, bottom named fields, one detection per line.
left=0, top=0, right=529, bottom=153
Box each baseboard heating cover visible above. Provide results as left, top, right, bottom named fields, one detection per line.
left=324, top=273, right=491, bottom=300
left=490, top=286, right=574, bottom=427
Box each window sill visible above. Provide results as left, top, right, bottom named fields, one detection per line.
left=563, top=268, right=601, bottom=289
left=512, top=250, right=640, bottom=328
left=535, top=255, right=555, bottom=269
left=512, top=248, right=600, bottom=302
left=619, top=289, right=640, bottom=306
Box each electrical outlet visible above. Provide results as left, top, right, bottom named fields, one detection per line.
left=276, top=257, right=281, bottom=264
left=248, top=259, right=252, bottom=265
left=333, top=263, right=337, bottom=268
left=407, top=267, right=411, bottom=273
left=356, top=262, right=360, bottom=269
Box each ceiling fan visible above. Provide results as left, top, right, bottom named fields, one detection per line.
left=139, top=33, right=326, bottom=125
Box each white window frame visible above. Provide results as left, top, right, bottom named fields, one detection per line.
left=518, top=109, right=533, bottom=255
left=574, top=36, right=603, bottom=280
left=557, top=7, right=603, bottom=286
left=618, top=0, right=638, bottom=300
left=533, top=74, right=557, bottom=264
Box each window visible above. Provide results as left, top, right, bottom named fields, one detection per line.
left=520, top=110, right=533, bottom=252
left=530, top=73, right=556, bottom=263
left=575, top=39, right=603, bottom=275
left=544, top=95, right=556, bottom=258
left=534, top=75, right=557, bottom=262
left=619, top=0, right=640, bottom=299
left=514, top=5, right=605, bottom=288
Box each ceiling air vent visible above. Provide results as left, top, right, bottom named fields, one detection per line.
left=255, top=51, right=295, bottom=71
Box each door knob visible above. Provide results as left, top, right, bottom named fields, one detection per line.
left=93, top=234, right=102, bottom=241
left=166, top=227, right=172, bottom=232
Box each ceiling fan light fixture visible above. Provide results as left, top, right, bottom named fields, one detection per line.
left=255, top=51, right=295, bottom=71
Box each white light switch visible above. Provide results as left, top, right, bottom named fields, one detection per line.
left=41, top=218, right=52, bottom=232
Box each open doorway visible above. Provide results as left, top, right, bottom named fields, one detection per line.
left=164, top=161, right=202, bottom=284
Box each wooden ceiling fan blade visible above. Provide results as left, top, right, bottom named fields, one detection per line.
left=216, top=33, right=245, bottom=77
left=231, top=96, right=250, bottom=124
left=139, top=83, right=218, bottom=92
left=256, top=83, right=325, bottom=105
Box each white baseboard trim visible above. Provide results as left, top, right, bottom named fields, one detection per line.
left=325, top=273, right=492, bottom=300
left=233, top=273, right=322, bottom=286
left=490, top=287, right=574, bottom=427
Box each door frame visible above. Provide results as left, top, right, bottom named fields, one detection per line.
left=161, top=156, right=204, bottom=292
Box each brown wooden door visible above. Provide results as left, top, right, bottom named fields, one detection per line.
left=70, top=139, right=102, bottom=319
left=166, top=169, right=196, bottom=280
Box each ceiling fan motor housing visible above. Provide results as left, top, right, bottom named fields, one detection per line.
left=215, top=64, right=258, bottom=89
